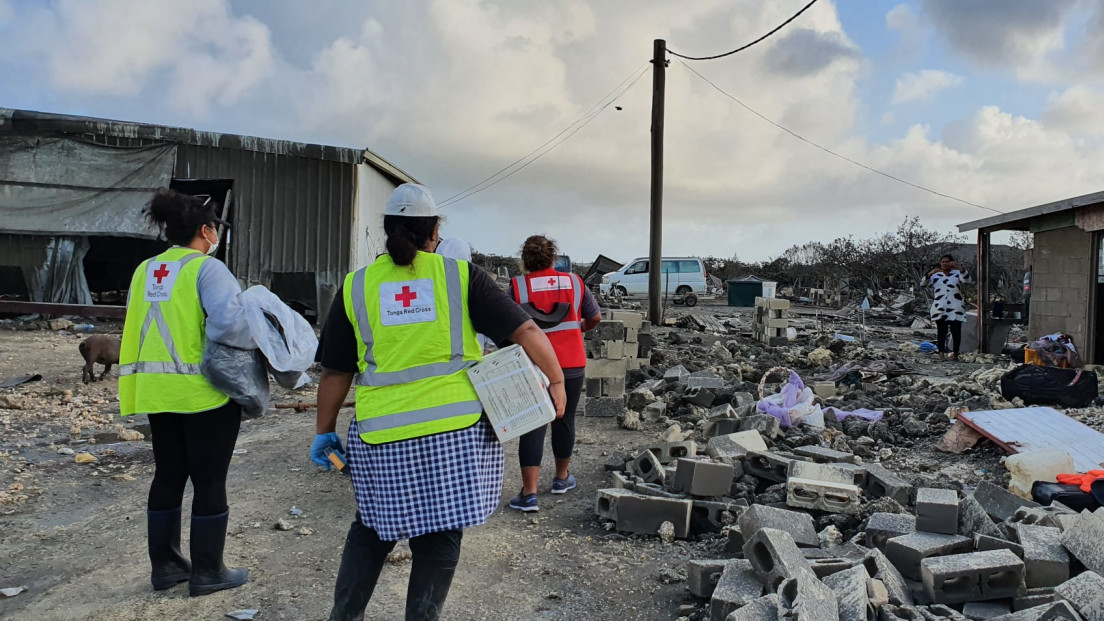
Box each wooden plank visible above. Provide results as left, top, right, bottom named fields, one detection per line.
left=0, top=300, right=126, bottom=319
left=958, top=407, right=1104, bottom=472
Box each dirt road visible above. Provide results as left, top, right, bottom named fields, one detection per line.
left=0, top=329, right=698, bottom=621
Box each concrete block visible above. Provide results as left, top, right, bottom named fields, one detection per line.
left=975, top=534, right=1024, bottom=559
left=687, top=559, right=727, bottom=598
left=787, top=478, right=862, bottom=515
left=586, top=376, right=602, bottom=397
left=975, top=481, right=1040, bottom=522
left=709, top=403, right=738, bottom=418
left=792, top=445, right=859, bottom=464
left=725, top=594, right=781, bottom=621
left=886, top=532, right=973, bottom=581
left=739, top=504, right=819, bottom=548
left=739, top=414, right=782, bottom=440
left=992, top=601, right=1082, bottom=620
left=709, top=559, right=763, bottom=621
left=866, top=512, right=918, bottom=551
left=964, top=601, right=1013, bottom=619
left=584, top=396, right=625, bottom=418
left=587, top=357, right=629, bottom=379
left=1011, top=506, right=1073, bottom=530
left=1060, top=508, right=1104, bottom=574
left=864, top=463, right=913, bottom=506
left=693, top=499, right=748, bottom=533
left=704, top=417, right=742, bottom=439
left=639, top=440, right=697, bottom=464
left=688, top=372, right=726, bottom=390
left=788, top=460, right=865, bottom=487
left=1013, top=588, right=1057, bottom=611
left=1016, top=525, right=1069, bottom=588
left=589, top=320, right=625, bottom=341
left=960, top=494, right=1004, bottom=539
left=673, top=458, right=735, bottom=497
left=743, top=527, right=815, bottom=591
left=686, top=386, right=717, bottom=407
left=916, top=488, right=960, bottom=535
left=744, top=451, right=795, bottom=484
left=823, top=564, right=875, bottom=621
left=864, top=549, right=914, bottom=606
left=609, top=310, right=644, bottom=329
left=634, top=481, right=681, bottom=499
left=921, top=549, right=1024, bottom=604
left=595, top=488, right=635, bottom=521
left=707, top=431, right=768, bottom=461
left=1054, top=570, right=1104, bottom=620
left=807, top=557, right=860, bottom=579
left=632, top=449, right=666, bottom=485
left=664, top=364, right=689, bottom=385
left=777, top=572, right=839, bottom=621
left=812, top=381, right=839, bottom=399
left=726, top=525, right=745, bottom=554
left=610, top=471, right=633, bottom=490
left=624, top=327, right=639, bottom=343
left=598, top=489, right=693, bottom=538
left=641, top=400, right=666, bottom=421
left=600, top=377, right=626, bottom=398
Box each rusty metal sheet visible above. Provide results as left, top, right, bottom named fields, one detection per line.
left=958, top=407, right=1104, bottom=472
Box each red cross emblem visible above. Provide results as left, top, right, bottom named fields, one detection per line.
left=395, top=286, right=418, bottom=308
left=548, top=277, right=556, bottom=287
left=153, top=264, right=170, bottom=284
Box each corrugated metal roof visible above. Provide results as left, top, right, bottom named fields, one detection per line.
left=958, top=190, right=1104, bottom=233
left=0, top=108, right=416, bottom=185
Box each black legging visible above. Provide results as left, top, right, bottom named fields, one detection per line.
left=147, top=401, right=242, bottom=516
left=937, top=319, right=963, bottom=355
left=518, top=375, right=585, bottom=468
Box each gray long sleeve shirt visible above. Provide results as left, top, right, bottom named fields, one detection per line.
left=196, top=258, right=255, bottom=349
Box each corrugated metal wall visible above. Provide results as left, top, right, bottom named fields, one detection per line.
left=174, top=144, right=355, bottom=295
left=0, top=234, right=49, bottom=267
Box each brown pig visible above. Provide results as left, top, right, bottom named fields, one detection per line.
left=79, top=335, right=121, bottom=384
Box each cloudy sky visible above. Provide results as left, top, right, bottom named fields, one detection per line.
left=3, top=0, right=1104, bottom=263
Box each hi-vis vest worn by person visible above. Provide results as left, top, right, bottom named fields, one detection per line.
left=119, top=248, right=229, bottom=416
left=344, top=252, right=483, bottom=445
left=512, top=268, right=586, bottom=368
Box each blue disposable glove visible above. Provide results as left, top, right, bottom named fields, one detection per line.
left=311, top=432, right=344, bottom=470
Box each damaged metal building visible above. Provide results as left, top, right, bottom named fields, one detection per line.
left=0, top=108, right=416, bottom=320
left=959, top=189, right=1104, bottom=363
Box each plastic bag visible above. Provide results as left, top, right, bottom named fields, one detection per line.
left=240, top=286, right=318, bottom=374
left=756, top=370, right=823, bottom=428
left=1000, top=364, right=1098, bottom=408
left=201, top=340, right=270, bottom=419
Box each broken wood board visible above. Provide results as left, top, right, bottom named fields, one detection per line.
left=958, top=407, right=1104, bottom=472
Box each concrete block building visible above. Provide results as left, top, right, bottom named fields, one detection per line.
left=959, top=190, right=1104, bottom=363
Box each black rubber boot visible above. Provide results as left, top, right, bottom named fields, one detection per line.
left=188, top=510, right=248, bottom=596
left=148, top=507, right=191, bottom=591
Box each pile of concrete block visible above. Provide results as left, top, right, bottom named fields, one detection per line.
left=582, top=310, right=652, bottom=417
left=752, top=297, right=789, bottom=346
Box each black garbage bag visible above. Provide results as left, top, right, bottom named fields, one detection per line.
left=1000, top=364, right=1098, bottom=408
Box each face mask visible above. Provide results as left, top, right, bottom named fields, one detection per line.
left=205, top=227, right=220, bottom=256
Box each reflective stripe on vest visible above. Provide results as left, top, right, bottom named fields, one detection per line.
left=346, top=253, right=484, bottom=444
left=513, top=269, right=587, bottom=368
left=118, top=249, right=228, bottom=415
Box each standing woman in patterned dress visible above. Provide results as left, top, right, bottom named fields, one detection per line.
left=310, top=183, right=566, bottom=621
left=925, top=254, right=973, bottom=361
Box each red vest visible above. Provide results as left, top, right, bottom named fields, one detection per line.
left=512, top=268, right=586, bottom=369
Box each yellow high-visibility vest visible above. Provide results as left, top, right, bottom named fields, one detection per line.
left=344, top=252, right=483, bottom=444
left=119, top=247, right=229, bottom=415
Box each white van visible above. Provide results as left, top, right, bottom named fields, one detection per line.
left=600, top=257, right=708, bottom=297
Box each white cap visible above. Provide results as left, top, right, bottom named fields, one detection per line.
left=384, top=183, right=438, bottom=217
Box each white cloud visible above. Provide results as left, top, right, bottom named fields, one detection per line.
left=886, top=3, right=922, bottom=57
left=1043, top=86, right=1104, bottom=135
left=11, top=0, right=275, bottom=115
left=892, top=69, right=964, bottom=104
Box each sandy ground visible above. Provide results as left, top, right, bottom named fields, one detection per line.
left=0, top=327, right=701, bottom=621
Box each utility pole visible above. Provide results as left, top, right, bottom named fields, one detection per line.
left=648, top=38, right=666, bottom=325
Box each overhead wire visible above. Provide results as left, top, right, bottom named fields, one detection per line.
left=668, top=0, right=821, bottom=61
left=677, top=60, right=1003, bottom=215
left=438, top=63, right=650, bottom=208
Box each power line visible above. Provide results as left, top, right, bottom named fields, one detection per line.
left=438, top=64, right=650, bottom=209
left=678, top=60, right=1003, bottom=215
left=668, top=0, right=821, bottom=61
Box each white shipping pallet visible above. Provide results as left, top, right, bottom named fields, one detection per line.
left=467, top=345, right=556, bottom=443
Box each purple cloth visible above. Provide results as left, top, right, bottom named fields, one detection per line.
left=756, top=370, right=805, bottom=428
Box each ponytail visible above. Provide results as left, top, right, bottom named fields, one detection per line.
left=145, top=188, right=217, bottom=245
left=383, top=215, right=439, bottom=267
